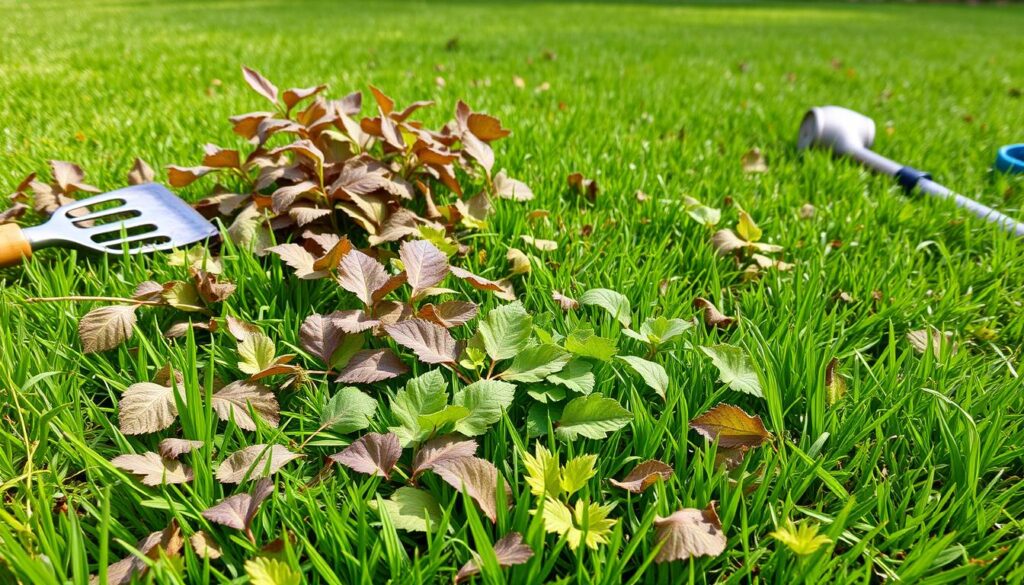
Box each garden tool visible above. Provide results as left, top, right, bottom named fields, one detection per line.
left=0, top=183, right=219, bottom=267
left=797, top=105, right=1024, bottom=238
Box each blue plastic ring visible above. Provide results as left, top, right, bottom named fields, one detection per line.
left=996, top=144, right=1024, bottom=174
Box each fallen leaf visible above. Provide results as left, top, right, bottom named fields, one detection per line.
left=552, top=290, right=578, bottom=311
left=400, top=239, right=450, bottom=297
left=127, top=158, right=154, bottom=185
left=385, top=319, right=459, bottom=364
left=689, top=403, right=771, bottom=449
left=216, top=444, right=302, bottom=484
left=189, top=531, right=222, bottom=560
left=693, top=297, right=736, bottom=329
left=411, top=435, right=478, bottom=480
left=567, top=172, right=598, bottom=202
left=653, top=503, right=726, bottom=562
left=907, top=328, right=957, bottom=358
left=418, top=301, right=479, bottom=328
left=699, top=344, right=762, bottom=397
left=211, top=380, right=280, bottom=431
left=111, top=452, right=193, bottom=486
left=202, top=478, right=275, bottom=531
left=79, top=305, right=137, bottom=353
left=119, top=382, right=185, bottom=435
left=520, top=235, right=557, bottom=252
left=335, top=348, right=409, bottom=384
left=431, top=455, right=506, bottom=522
left=455, top=532, right=534, bottom=583
left=741, top=148, right=768, bottom=173
left=330, top=432, right=402, bottom=479
left=608, top=459, right=673, bottom=493
left=378, top=487, right=442, bottom=533
left=158, top=438, right=204, bottom=459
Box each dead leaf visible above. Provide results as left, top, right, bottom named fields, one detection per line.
left=202, top=478, right=275, bottom=531
left=400, top=239, right=449, bottom=297
left=337, top=249, right=390, bottom=305
left=216, top=444, right=302, bottom=484
left=552, top=291, right=578, bottom=311
left=189, top=531, right=222, bottom=560
left=693, top=298, right=736, bottom=329
left=431, top=455, right=506, bottom=522
left=907, top=328, right=957, bottom=358
left=79, top=305, right=137, bottom=353
left=520, top=235, right=557, bottom=252
left=242, top=66, right=279, bottom=104
left=127, top=158, right=154, bottom=185
left=608, top=460, right=673, bottom=493
left=411, top=435, right=478, bottom=480
left=455, top=532, right=534, bottom=583
left=418, top=301, right=479, bottom=328
left=689, top=404, right=771, bottom=449
left=111, top=452, right=193, bottom=486
left=741, top=148, right=767, bottom=173
left=335, top=348, right=409, bottom=384
left=211, top=380, right=280, bottom=431
left=653, top=503, right=726, bottom=562
left=567, top=172, right=598, bottom=202
left=119, top=382, right=185, bottom=435
left=158, top=438, right=204, bottom=459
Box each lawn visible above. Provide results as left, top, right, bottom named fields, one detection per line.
left=2, top=0, right=1024, bottom=583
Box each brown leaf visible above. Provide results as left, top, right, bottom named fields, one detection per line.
left=79, top=305, right=137, bottom=353
left=467, top=113, right=510, bottom=142
left=242, top=66, right=278, bottom=104
left=211, top=380, right=280, bottom=431
left=372, top=272, right=409, bottom=304
left=111, top=452, right=193, bottom=486
left=520, top=235, right=557, bottom=252
left=400, top=239, right=450, bottom=297
left=608, top=460, right=673, bottom=493
left=226, top=316, right=261, bottom=342
left=431, top=456, right=506, bottom=523
left=50, top=160, right=99, bottom=194
left=202, top=144, right=242, bottom=169
left=567, top=172, right=598, bottom=202
left=283, top=85, right=327, bottom=111
left=741, top=148, right=768, bottom=173
left=132, top=280, right=165, bottom=302
left=335, top=348, right=409, bottom=384
left=337, top=249, right=390, bottom=305
left=267, top=243, right=327, bottom=280
left=907, top=328, right=957, bottom=358
left=492, top=171, right=534, bottom=201
left=118, top=382, right=184, bottom=435
left=158, top=438, right=204, bottom=459
left=91, top=521, right=183, bottom=585
left=653, top=503, right=726, bottom=562
left=270, top=181, right=318, bottom=213
left=418, top=301, right=479, bottom=328
left=202, top=478, right=275, bottom=531
left=411, top=435, right=478, bottom=480
left=689, top=403, right=771, bottom=449
left=229, top=111, right=274, bottom=141
left=552, top=291, right=578, bottom=311
left=329, top=432, right=402, bottom=479
left=0, top=202, right=27, bottom=224
left=189, top=531, right=223, bottom=560
left=693, top=298, right=736, bottom=329
left=710, top=229, right=747, bottom=255
left=194, top=270, right=236, bottom=304
left=166, top=165, right=214, bottom=188
left=455, top=532, right=534, bottom=583
left=299, top=313, right=349, bottom=365
left=369, top=85, right=395, bottom=115
left=215, top=444, right=302, bottom=484
left=126, top=158, right=154, bottom=185
left=385, top=319, right=459, bottom=365
left=450, top=266, right=516, bottom=301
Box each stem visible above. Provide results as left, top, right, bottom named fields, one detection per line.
left=445, top=363, right=473, bottom=385
left=486, top=360, right=497, bottom=380
left=298, top=421, right=332, bottom=451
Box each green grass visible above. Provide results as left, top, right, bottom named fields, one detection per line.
left=2, top=0, right=1024, bottom=583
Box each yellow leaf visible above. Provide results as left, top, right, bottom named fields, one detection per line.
left=523, top=443, right=561, bottom=499
left=239, top=333, right=277, bottom=375
left=539, top=497, right=617, bottom=551
left=736, top=208, right=762, bottom=243
left=560, top=454, right=596, bottom=496
left=245, top=557, right=301, bottom=585
left=769, top=519, right=832, bottom=556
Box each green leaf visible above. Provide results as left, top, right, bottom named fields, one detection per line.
left=330, top=333, right=365, bottom=370
left=522, top=443, right=562, bottom=499
left=539, top=497, right=617, bottom=551
left=560, top=454, right=597, bottom=496
left=162, top=281, right=203, bottom=312
left=617, top=355, right=669, bottom=399
left=452, top=380, right=516, bottom=436
left=238, top=333, right=276, bottom=375
left=640, top=316, right=692, bottom=345
left=525, top=384, right=567, bottom=403
left=320, top=386, right=378, bottom=434
left=546, top=358, right=595, bottom=395
left=390, top=370, right=450, bottom=445
left=476, top=302, right=533, bottom=362
left=564, top=328, right=617, bottom=362
left=556, top=393, right=632, bottom=440
left=501, top=344, right=571, bottom=383
left=579, top=288, right=631, bottom=327
left=245, top=557, right=301, bottom=585
left=418, top=405, right=471, bottom=435
left=378, top=487, right=442, bottom=533
left=700, top=344, right=763, bottom=398
left=526, top=403, right=561, bottom=438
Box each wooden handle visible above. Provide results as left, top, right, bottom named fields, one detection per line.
left=0, top=223, right=32, bottom=267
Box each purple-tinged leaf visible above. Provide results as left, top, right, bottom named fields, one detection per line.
left=335, top=349, right=408, bottom=384
left=385, top=319, right=459, bottom=364
left=329, top=432, right=402, bottom=479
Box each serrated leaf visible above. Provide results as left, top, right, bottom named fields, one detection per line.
left=653, top=503, right=726, bottom=563
left=579, top=288, right=631, bottom=327
left=451, top=379, right=515, bottom=436
left=556, top=394, right=631, bottom=441
left=118, top=382, right=184, bottom=435
left=335, top=348, right=408, bottom=384
left=337, top=249, right=389, bottom=305
left=522, top=443, right=562, bottom=499
left=158, top=438, right=203, bottom=459
left=546, top=358, right=595, bottom=395
left=639, top=316, right=692, bottom=345
left=474, top=301, right=533, bottom=362
left=201, top=478, right=274, bottom=531
left=700, top=344, right=762, bottom=397
left=245, top=557, right=300, bottom=585
left=79, top=305, right=137, bottom=353
left=390, top=370, right=449, bottom=446
left=111, top=452, right=193, bottom=486
left=608, top=460, right=673, bottom=493
left=418, top=301, right=479, bottom=328
left=266, top=243, right=326, bottom=279
left=564, top=328, right=618, bottom=362
left=689, top=403, right=771, bottom=449
left=215, top=444, right=302, bottom=484
left=617, top=355, right=669, bottom=399
left=211, top=380, right=279, bottom=431
left=162, top=281, right=203, bottom=312
left=411, top=436, right=478, bottom=480
left=561, top=454, right=597, bottom=496
left=385, top=319, right=458, bottom=364
left=539, top=497, right=617, bottom=551
left=455, top=532, right=534, bottom=584
left=501, top=344, right=570, bottom=383
left=378, top=487, right=442, bottom=533
left=189, top=531, right=222, bottom=560
left=431, top=455, right=505, bottom=523
left=330, top=432, right=401, bottom=479
left=400, top=239, right=449, bottom=297
left=238, top=333, right=277, bottom=375
left=320, top=386, right=378, bottom=434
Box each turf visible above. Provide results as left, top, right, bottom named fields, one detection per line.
left=2, top=0, right=1024, bottom=583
